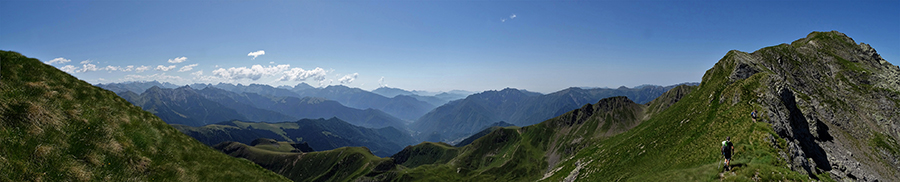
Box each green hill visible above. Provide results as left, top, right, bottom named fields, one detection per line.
left=412, top=85, right=687, bottom=142
left=0, top=51, right=289, bottom=181
left=214, top=142, right=395, bottom=182
left=174, top=118, right=417, bottom=157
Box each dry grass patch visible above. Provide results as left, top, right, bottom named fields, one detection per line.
left=68, top=163, right=92, bottom=181
left=130, top=156, right=152, bottom=174
left=101, top=139, right=124, bottom=155
left=33, top=144, right=53, bottom=159
left=85, top=152, right=104, bottom=166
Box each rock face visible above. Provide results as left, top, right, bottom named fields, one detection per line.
left=709, top=31, right=900, bottom=181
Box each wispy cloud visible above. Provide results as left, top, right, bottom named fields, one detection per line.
left=156, top=65, right=177, bottom=71
left=135, top=65, right=150, bottom=73
left=79, top=63, right=100, bottom=72
left=378, top=76, right=387, bottom=87
left=339, top=73, right=358, bottom=84
left=122, top=65, right=135, bottom=72
left=213, top=64, right=290, bottom=81
left=45, top=57, right=71, bottom=65
left=80, top=60, right=92, bottom=64
left=121, top=73, right=186, bottom=83
left=279, top=67, right=327, bottom=82
left=178, top=64, right=199, bottom=72
left=104, top=65, right=122, bottom=72
left=502, top=13, right=517, bottom=23
left=60, top=65, right=77, bottom=73
left=191, top=70, right=204, bottom=77
left=248, top=50, right=265, bottom=60
left=168, top=56, right=188, bottom=63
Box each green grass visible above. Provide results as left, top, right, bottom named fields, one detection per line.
left=870, top=133, right=900, bottom=156
left=0, top=50, right=289, bottom=181
left=535, top=66, right=808, bottom=181
left=215, top=142, right=394, bottom=182
left=252, top=141, right=298, bottom=152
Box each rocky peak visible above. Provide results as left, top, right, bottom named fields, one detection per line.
left=705, top=31, right=899, bottom=181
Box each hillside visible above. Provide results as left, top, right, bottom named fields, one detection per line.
left=214, top=142, right=395, bottom=182
left=412, top=85, right=682, bottom=142
left=0, top=51, right=289, bottom=181
left=260, top=96, right=409, bottom=130
left=121, top=86, right=249, bottom=126
left=173, top=118, right=417, bottom=157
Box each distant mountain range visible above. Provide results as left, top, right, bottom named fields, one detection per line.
left=101, top=82, right=442, bottom=122
left=174, top=118, right=417, bottom=157
left=99, top=79, right=693, bottom=143
left=411, top=84, right=695, bottom=142
left=108, top=85, right=409, bottom=129
left=372, top=86, right=472, bottom=107
left=292, top=85, right=437, bottom=121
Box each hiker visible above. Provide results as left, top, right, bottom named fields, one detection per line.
left=751, top=109, right=758, bottom=121
left=721, top=137, right=734, bottom=171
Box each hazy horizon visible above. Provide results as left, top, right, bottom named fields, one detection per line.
left=2, top=1, right=897, bottom=93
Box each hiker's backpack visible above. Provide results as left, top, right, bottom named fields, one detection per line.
left=721, top=141, right=732, bottom=154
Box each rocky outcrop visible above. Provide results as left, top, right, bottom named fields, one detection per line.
left=712, top=31, right=900, bottom=181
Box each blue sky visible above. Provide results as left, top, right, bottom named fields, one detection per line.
left=2, top=0, right=898, bottom=93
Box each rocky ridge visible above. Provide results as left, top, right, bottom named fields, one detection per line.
left=713, top=31, right=899, bottom=181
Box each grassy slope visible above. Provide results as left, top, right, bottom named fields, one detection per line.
left=214, top=142, right=395, bottom=182
left=175, top=118, right=415, bottom=157
left=542, top=67, right=806, bottom=181
left=0, top=51, right=289, bottom=181
left=385, top=96, right=649, bottom=181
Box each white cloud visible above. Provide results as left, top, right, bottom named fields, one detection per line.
left=178, top=64, right=199, bottom=72
left=135, top=65, right=150, bottom=73
left=378, top=76, right=387, bottom=87
left=270, top=61, right=275, bottom=64
left=104, top=65, right=122, bottom=72
left=156, top=65, right=177, bottom=71
left=248, top=50, right=265, bottom=59
left=279, top=67, right=327, bottom=82
left=123, top=65, right=135, bottom=72
left=45, top=57, right=71, bottom=65
left=502, top=14, right=516, bottom=23
left=80, top=60, right=92, bottom=64
left=339, top=73, right=358, bottom=84
left=60, top=65, right=77, bottom=73
left=213, top=64, right=290, bottom=81
left=121, top=73, right=186, bottom=83
left=168, top=56, right=188, bottom=63
left=79, top=63, right=100, bottom=73
left=191, top=70, right=204, bottom=77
